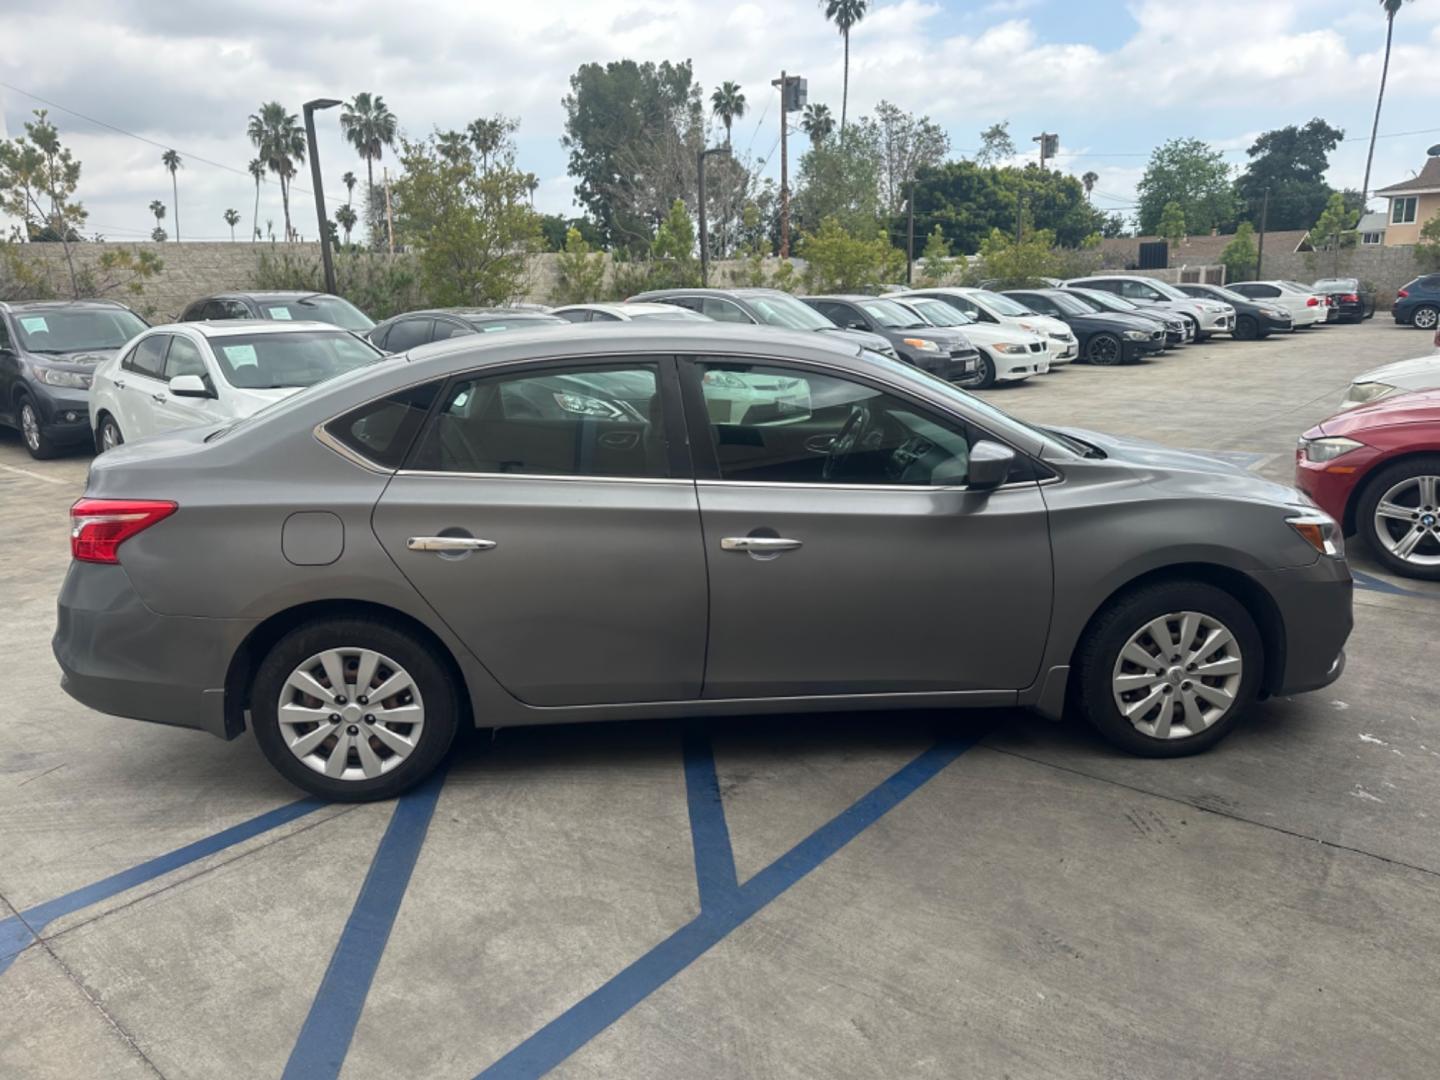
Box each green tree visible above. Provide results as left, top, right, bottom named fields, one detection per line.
left=248, top=158, right=266, bottom=244
left=1415, top=214, right=1440, bottom=272
left=563, top=59, right=703, bottom=252
left=910, top=159, right=1103, bottom=253
left=161, top=149, right=182, bottom=242
left=822, top=1, right=868, bottom=136
left=1234, top=119, right=1345, bottom=231
left=148, top=199, right=166, bottom=232
left=976, top=121, right=1016, bottom=166
left=918, top=224, right=953, bottom=286
left=1136, top=137, right=1235, bottom=236
left=342, top=170, right=356, bottom=206
left=151, top=226, right=167, bottom=242
left=1361, top=0, right=1413, bottom=204
left=1220, top=221, right=1258, bottom=282
left=466, top=116, right=516, bottom=173
left=793, top=116, right=882, bottom=236
left=1081, top=171, right=1098, bottom=200
left=340, top=92, right=399, bottom=244
left=551, top=226, right=609, bottom=304
left=0, top=110, right=88, bottom=294
left=977, top=226, right=1060, bottom=288
left=710, top=82, right=747, bottom=145
left=799, top=215, right=904, bottom=292
left=802, top=103, right=835, bottom=143
left=335, top=203, right=357, bottom=244
left=873, top=100, right=948, bottom=217
left=1158, top=200, right=1186, bottom=248
left=1310, top=191, right=1359, bottom=275
left=648, top=197, right=700, bottom=289
left=223, top=207, right=240, bottom=241
left=390, top=130, right=540, bottom=306
left=247, top=102, right=306, bottom=241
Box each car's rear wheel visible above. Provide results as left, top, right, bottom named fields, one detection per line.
left=972, top=351, right=998, bottom=389
left=1074, top=581, right=1261, bottom=757
left=17, top=395, right=59, bottom=460
left=97, top=414, right=123, bottom=454
left=1412, top=305, right=1439, bottom=331
left=1356, top=456, right=1440, bottom=581
left=252, top=618, right=460, bottom=801
left=1086, top=332, right=1122, bottom=366
left=1233, top=315, right=1258, bottom=341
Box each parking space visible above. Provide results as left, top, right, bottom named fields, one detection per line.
left=1, top=319, right=1438, bottom=1079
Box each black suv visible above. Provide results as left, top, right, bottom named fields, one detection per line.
left=0, top=300, right=149, bottom=458
left=179, top=291, right=374, bottom=332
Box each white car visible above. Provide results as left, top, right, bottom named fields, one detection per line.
left=1340, top=352, right=1440, bottom=410
left=89, top=320, right=384, bottom=451
left=1063, top=275, right=1236, bottom=340
left=893, top=296, right=1051, bottom=388
left=895, top=287, right=1077, bottom=365
left=552, top=302, right=711, bottom=323
left=1226, top=281, right=1327, bottom=328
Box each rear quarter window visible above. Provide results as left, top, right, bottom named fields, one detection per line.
left=325, top=382, right=441, bottom=468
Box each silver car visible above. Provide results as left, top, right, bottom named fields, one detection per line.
left=54, top=324, right=1352, bottom=801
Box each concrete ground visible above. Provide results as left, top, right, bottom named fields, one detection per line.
left=1, top=318, right=1437, bottom=1080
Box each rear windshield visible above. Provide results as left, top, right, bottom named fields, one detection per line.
left=745, top=293, right=835, bottom=330
left=260, top=295, right=374, bottom=331
left=210, top=330, right=383, bottom=389
left=972, top=290, right=1033, bottom=316
left=12, top=308, right=148, bottom=353
left=906, top=298, right=972, bottom=326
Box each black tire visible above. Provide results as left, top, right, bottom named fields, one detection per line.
left=16, top=395, right=59, bottom=460
left=1356, top=454, right=1440, bottom=581
left=1086, top=332, right=1123, bottom=366
left=1073, top=581, right=1263, bottom=758
left=972, top=351, right=998, bottom=389
left=1412, top=305, right=1439, bottom=332
left=1233, top=315, right=1259, bottom=341
left=96, top=414, right=124, bottom=454
left=251, top=617, right=461, bottom=801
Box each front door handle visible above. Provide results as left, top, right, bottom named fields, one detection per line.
left=407, top=536, right=497, bottom=552
left=151, top=392, right=167, bottom=402
left=114, top=379, right=126, bottom=390
left=720, top=537, right=803, bottom=553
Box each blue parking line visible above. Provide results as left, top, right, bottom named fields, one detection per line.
left=476, top=731, right=985, bottom=1080
left=682, top=732, right=738, bottom=910
left=0, top=797, right=326, bottom=977
left=1352, top=568, right=1436, bottom=599
left=281, top=767, right=447, bottom=1080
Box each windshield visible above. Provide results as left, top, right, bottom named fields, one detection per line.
left=1043, top=292, right=1091, bottom=316
left=858, top=298, right=927, bottom=329
left=208, top=356, right=387, bottom=441
left=632, top=309, right=707, bottom=321
left=209, top=330, right=383, bottom=389
left=1070, top=289, right=1140, bottom=314
left=12, top=308, right=148, bottom=353
left=260, top=295, right=374, bottom=331
left=905, top=298, right=973, bottom=327
left=1205, top=286, right=1251, bottom=304
left=745, top=293, right=835, bottom=330
left=1144, top=280, right=1189, bottom=301
left=972, top=290, right=1034, bottom=316
left=1313, top=279, right=1354, bottom=290
left=463, top=315, right=564, bottom=333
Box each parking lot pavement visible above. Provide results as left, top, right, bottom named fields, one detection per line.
left=1, top=319, right=1438, bottom=1079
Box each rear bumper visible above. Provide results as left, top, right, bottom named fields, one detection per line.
left=53, top=562, right=256, bottom=740
left=1255, top=560, right=1353, bottom=697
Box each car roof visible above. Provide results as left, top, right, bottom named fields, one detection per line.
left=554, top=302, right=697, bottom=316
left=0, top=299, right=138, bottom=312
left=379, top=308, right=558, bottom=322
left=200, top=291, right=345, bottom=301
left=159, top=319, right=344, bottom=337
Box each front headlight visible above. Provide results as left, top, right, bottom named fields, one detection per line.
left=33, top=366, right=92, bottom=389
left=1121, top=330, right=1150, bottom=341
left=995, top=343, right=1031, bottom=354
left=1299, top=435, right=1365, bottom=463
left=1342, top=382, right=1397, bottom=408
left=901, top=338, right=940, bottom=352
left=1287, top=513, right=1344, bottom=558
left=1260, top=307, right=1287, bottom=319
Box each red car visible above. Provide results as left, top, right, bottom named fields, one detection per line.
left=1297, top=390, right=1440, bottom=579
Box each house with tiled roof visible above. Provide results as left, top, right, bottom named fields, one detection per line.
left=1373, top=153, right=1440, bottom=246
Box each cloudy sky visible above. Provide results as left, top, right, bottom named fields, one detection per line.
left=3, top=0, right=1439, bottom=244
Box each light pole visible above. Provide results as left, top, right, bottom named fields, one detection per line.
left=303, top=98, right=343, bottom=294
left=697, top=145, right=731, bottom=286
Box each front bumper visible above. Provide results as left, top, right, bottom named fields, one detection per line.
left=1198, top=311, right=1236, bottom=333
left=1254, top=559, right=1352, bottom=697
left=1258, top=313, right=1293, bottom=334
left=1122, top=334, right=1166, bottom=361
left=32, top=384, right=95, bottom=447
left=53, top=561, right=256, bottom=740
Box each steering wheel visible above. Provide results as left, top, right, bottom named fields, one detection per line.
left=822, top=403, right=871, bottom=481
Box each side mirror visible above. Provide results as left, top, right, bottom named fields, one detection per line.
left=845, top=318, right=869, bottom=332
left=979, top=310, right=999, bottom=323
left=962, top=440, right=1017, bottom=490
left=169, top=374, right=212, bottom=398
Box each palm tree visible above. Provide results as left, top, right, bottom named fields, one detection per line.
left=340, top=93, right=398, bottom=242
left=335, top=203, right=357, bottom=244
left=248, top=158, right=266, bottom=243
left=802, top=102, right=835, bottom=143
left=148, top=200, right=166, bottom=233
left=161, top=149, right=182, bottom=241
left=466, top=117, right=509, bottom=173
left=1082, top=171, right=1098, bottom=201
left=710, top=82, right=747, bottom=145
left=822, top=0, right=868, bottom=136
left=247, top=103, right=306, bottom=241
left=1361, top=0, right=1412, bottom=206
left=223, top=208, right=240, bottom=241
left=342, top=170, right=357, bottom=206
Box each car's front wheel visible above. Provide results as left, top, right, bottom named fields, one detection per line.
left=1074, top=581, right=1262, bottom=757
left=1086, top=332, right=1123, bottom=366
left=251, top=617, right=461, bottom=801
left=1233, top=315, right=1259, bottom=341
left=1356, top=455, right=1440, bottom=580
left=17, top=395, right=59, bottom=460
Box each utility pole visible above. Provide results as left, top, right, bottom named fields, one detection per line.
left=383, top=166, right=395, bottom=255
left=770, top=71, right=806, bottom=259
left=1016, top=192, right=1027, bottom=244
left=697, top=145, right=731, bottom=286
left=1255, top=188, right=1269, bottom=280
left=302, top=98, right=342, bottom=294
left=1033, top=131, right=1058, bottom=170
left=906, top=180, right=915, bottom=285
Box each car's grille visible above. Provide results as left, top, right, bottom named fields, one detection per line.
left=1048, top=332, right=1074, bottom=342
left=950, top=348, right=980, bottom=362
left=1027, top=342, right=1045, bottom=353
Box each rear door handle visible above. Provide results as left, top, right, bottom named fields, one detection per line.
left=114, top=379, right=126, bottom=390
left=720, top=537, right=803, bottom=553
left=407, top=536, right=497, bottom=552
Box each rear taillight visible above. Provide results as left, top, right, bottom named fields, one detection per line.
left=1341, top=293, right=1359, bottom=303
left=1306, top=297, right=1320, bottom=306
left=70, top=499, right=177, bottom=564
left=1397, top=288, right=1409, bottom=299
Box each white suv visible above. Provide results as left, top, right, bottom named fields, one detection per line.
left=1064, top=275, right=1236, bottom=341
left=89, top=320, right=384, bottom=451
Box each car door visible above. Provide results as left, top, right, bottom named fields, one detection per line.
left=680, top=355, right=1053, bottom=697
left=369, top=357, right=707, bottom=706
left=0, top=316, right=19, bottom=429
left=145, top=333, right=229, bottom=435
left=112, top=333, right=173, bottom=438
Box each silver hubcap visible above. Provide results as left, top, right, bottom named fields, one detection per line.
left=20, top=404, right=40, bottom=450
left=1415, top=307, right=1438, bottom=329
left=101, top=422, right=119, bottom=451
left=1374, top=475, right=1440, bottom=567
left=1112, top=611, right=1243, bottom=740
left=277, top=647, right=425, bottom=781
